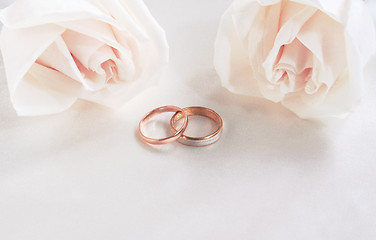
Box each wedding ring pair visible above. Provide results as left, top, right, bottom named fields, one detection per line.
left=139, top=106, right=223, bottom=147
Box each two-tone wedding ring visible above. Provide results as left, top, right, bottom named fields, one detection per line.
left=170, top=106, right=223, bottom=147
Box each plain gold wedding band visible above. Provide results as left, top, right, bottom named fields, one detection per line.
left=139, top=106, right=188, bottom=145
left=170, top=106, right=223, bottom=147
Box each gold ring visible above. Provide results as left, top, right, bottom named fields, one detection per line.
left=170, top=106, right=223, bottom=147
left=139, top=106, right=188, bottom=145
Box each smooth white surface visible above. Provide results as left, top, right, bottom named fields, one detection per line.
left=1, top=0, right=376, bottom=239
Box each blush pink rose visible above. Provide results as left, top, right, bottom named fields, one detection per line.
left=214, top=0, right=376, bottom=118
left=0, top=0, right=168, bottom=116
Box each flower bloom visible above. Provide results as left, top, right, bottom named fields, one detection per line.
left=0, top=0, right=168, bottom=115
left=214, top=0, right=375, bottom=118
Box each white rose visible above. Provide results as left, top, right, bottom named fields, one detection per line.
left=0, top=0, right=168, bottom=116
left=214, top=0, right=376, bottom=118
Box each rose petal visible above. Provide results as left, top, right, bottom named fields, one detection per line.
left=12, top=63, right=82, bottom=116
left=299, top=11, right=346, bottom=87
left=0, top=24, right=66, bottom=95
left=57, top=19, right=123, bottom=50
left=62, top=30, right=131, bottom=91
left=263, top=4, right=317, bottom=82
left=36, top=36, right=83, bottom=84
left=293, top=0, right=376, bottom=64
left=272, top=38, right=313, bottom=93
left=281, top=0, right=376, bottom=118
left=214, top=3, right=263, bottom=97
left=58, top=19, right=137, bottom=84
left=79, top=0, right=169, bottom=107
left=88, top=45, right=135, bottom=88
left=62, top=30, right=103, bottom=71
left=94, top=0, right=150, bottom=41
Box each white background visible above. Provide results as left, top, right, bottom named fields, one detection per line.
left=1, top=0, right=376, bottom=239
